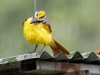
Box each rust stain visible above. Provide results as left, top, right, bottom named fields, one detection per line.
left=59, top=62, right=68, bottom=71
left=59, top=62, right=80, bottom=72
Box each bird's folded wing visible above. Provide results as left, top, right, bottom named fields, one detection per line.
left=43, top=21, right=52, bottom=33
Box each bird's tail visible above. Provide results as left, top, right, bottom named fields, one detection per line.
left=49, top=38, right=70, bottom=55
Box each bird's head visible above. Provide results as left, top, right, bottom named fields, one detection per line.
left=35, top=10, right=46, bottom=19
left=30, top=10, right=46, bottom=24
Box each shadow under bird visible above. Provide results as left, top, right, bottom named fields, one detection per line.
left=22, top=10, right=70, bottom=55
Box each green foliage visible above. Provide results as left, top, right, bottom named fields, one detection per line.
left=0, top=0, right=100, bottom=57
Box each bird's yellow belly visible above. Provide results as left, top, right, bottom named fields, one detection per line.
left=23, top=24, right=52, bottom=45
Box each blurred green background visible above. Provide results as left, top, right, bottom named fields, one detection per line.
left=0, top=0, right=100, bottom=58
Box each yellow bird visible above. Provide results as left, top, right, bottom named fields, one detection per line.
left=22, top=10, right=70, bottom=55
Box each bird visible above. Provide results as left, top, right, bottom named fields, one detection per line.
left=22, top=10, right=70, bottom=55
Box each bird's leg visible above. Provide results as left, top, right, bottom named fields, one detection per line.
left=42, top=44, right=46, bottom=51
left=28, top=44, right=38, bottom=53
left=34, top=44, right=38, bottom=52
left=38, top=44, right=46, bottom=54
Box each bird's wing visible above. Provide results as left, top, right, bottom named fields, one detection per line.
left=42, top=20, right=52, bottom=33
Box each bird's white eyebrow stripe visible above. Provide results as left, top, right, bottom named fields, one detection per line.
left=34, top=11, right=38, bottom=18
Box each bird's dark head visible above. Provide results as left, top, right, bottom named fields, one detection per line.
left=30, top=10, right=46, bottom=24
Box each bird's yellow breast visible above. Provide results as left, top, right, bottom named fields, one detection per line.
left=23, top=18, right=52, bottom=45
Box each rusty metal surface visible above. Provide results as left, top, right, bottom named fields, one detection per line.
left=0, top=59, right=99, bottom=75
left=20, top=60, right=91, bottom=75
left=0, top=51, right=100, bottom=74
left=36, top=61, right=99, bottom=74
